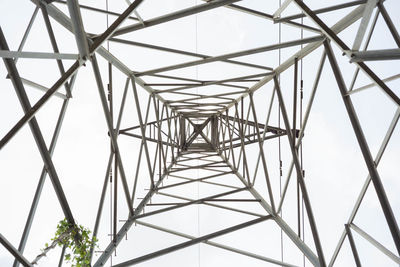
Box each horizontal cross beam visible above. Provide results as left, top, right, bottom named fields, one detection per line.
left=113, top=215, right=272, bottom=266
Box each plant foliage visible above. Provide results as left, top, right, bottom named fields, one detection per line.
left=40, top=219, right=98, bottom=267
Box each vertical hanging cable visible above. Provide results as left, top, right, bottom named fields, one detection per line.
left=300, top=4, right=305, bottom=266
left=295, top=56, right=300, bottom=239
left=195, top=1, right=200, bottom=266
left=105, top=0, right=114, bottom=264
left=106, top=0, right=109, bottom=52
left=278, top=0, right=283, bottom=263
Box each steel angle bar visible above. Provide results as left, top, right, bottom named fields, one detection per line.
left=33, top=0, right=221, bottom=110
left=158, top=91, right=205, bottom=98
left=348, top=1, right=400, bottom=92
left=251, top=83, right=276, bottom=186
left=179, top=113, right=215, bottom=118
left=20, top=77, right=67, bottom=99
left=113, top=216, right=272, bottom=267
left=184, top=118, right=211, bottom=149
left=131, top=9, right=144, bottom=26
left=178, top=154, right=216, bottom=161
left=348, top=73, right=400, bottom=96
left=218, top=153, right=320, bottom=266
left=163, top=108, right=175, bottom=162
left=110, top=68, right=119, bottom=242
left=112, top=0, right=241, bottom=36
left=348, top=7, right=380, bottom=92
left=233, top=102, right=251, bottom=183
left=53, top=0, right=139, bottom=21
left=273, top=0, right=293, bottom=18
left=349, top=49, right=400, bottom=62
left=66, top=0, right=90, bottom=59
left=146, top=83, right=202, bottom=86
left=221, top=115, right=284, bottom=134
left=146, top=202, right=184, bottom=206
left=91, top=55, right=134, bottom=215
left=328, top=96, right=400, bottom=267
left=350, top=223, right=400, bottom=264
left=186, top=117, right=214, bottom=148
left=277, top=52, right=326, bottom=214
left=176, top=157, right=224, bottom=167
left=169, top=166, right=227, bottom=174
left=0, top=27, right=75, bottom=224
left=157, top=170, right=232, bottom=190
left=95, top=46, right=172, bottom=108
left=115, top=79, right=130, bottom=133
left=157, top=83, right=247, bottom=93
left=58, top=244, right=66, bottom=267
left=167, top=91, right=246, bottom=103
left=110, top=37, right=272, bottom=71
left=89, top=0, right=144, bottom=52
left=162, top=172, right=239, bottom=190
left=324, top=41, right=400, bottom=255
left=158, top=191, right=263, bottom=217
left=149, top=73, right=203, bottom=83
left=0, top=2, right=95, bottom=146
left=220, top=131, right=265, bottom=144
left=221, top=134, right=284, bottom=150
left=219, top=3, right=320, bottom=33
left=147, top=74, right=257, bottom=91
left=0, top=59, right=80, bottom=150
left=175, top=160, right=224, bottom=168
left=120, top=132, right=178, bottom=147
left=173, top=112, right=180, bottom=156
left=13, top=6, right=39, bottom=65
left=274, top=76, right=326, bottom=267
left=204, top=199, right=260, bottom=202
left=120, top=116, right=179, bottom=132
left=275, top=75, right=327, bottom=266
left=249, top=92, right=276, bottom=212
left=344, top=224, right=362, bottom=267
left=352, top=0, right=377, bottom=51
left=275, top=1, right=366, bottom=23
left=156, top=72, right=273, bottom=94
left=130, top=79, right=157, bottom=188
left=0, top=50, right=78, bottom=60
left=221, top=3, right=366, bottom=113
left=137, top=36, right=323, bottom=77
left=89, top=78, right=130, bottom=262
left=153, top=96, right=168, bottom=176
left=219, top=114, right=229, bottom=160
left=34, top=0, right=145, bottom=63
left=171, top=103, right=228, bottom=109
left=0, top=234, right=32, bottom=267
left=131, top=96, right=152, bottom=205
left=135, top=220, right=298, bottom=267
left=293, top=0, right=400, bottom=106
left=40, top=3, right=73, bottom=98
left=13, top=74, right=77, bottom=267
left=93, top=155, right=180, bottom=267
left=177, top=107, right=221, bottom=112
left=378, top=1, right=400, bottom=48
left=89, top=152, right=114, bottom=264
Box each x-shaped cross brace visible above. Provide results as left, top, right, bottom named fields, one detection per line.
left=182, top=117, right=213, bottom=150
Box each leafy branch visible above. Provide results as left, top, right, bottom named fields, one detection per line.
left=33, top=219, right=98, bottom=267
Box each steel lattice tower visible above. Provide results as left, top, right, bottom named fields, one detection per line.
left=1, top=0, right=400, bottom=266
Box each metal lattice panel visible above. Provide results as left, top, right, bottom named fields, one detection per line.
left=1, top=0, right=400, bottom=266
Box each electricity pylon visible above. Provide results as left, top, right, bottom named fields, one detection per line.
left=1, top=1, right=400, bottom=266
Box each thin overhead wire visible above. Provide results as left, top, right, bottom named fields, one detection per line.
left=278, top=0, right=283, bottom=263
left=300, top=5, right=305, bottom=267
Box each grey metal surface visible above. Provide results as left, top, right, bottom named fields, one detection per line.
left=1, top=0, right=399, bottom=266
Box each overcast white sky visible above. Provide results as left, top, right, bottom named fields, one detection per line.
left=1, top=0, right=400, bottom=266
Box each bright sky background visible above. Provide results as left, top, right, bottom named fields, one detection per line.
left=1, top=0, right=400, bottom=266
